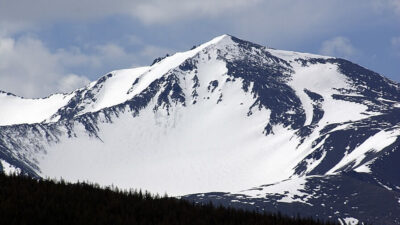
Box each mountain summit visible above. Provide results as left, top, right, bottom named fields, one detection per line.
left=1, top=35, right=400, bottom=224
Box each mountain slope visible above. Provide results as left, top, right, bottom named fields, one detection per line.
left=1, top=34, right=399, bottom=224
left=185, top=172, right=400, bottom=225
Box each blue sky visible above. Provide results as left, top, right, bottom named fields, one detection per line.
left=0, top=0, right=399, bottom=98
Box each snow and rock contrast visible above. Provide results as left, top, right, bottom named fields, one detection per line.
left=1, top=35, right=400, bottom=224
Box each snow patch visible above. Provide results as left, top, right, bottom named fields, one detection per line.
left=79, top=67, right=150, bottom=113
left=327, top=129, right=400, bottom=174
left=1, top=160, right=21, bottom=175
left=339, top=217, right=359, bottom=225
left=288, top=63, right=369, bottom=127
left=354, top=164, right=372, bottom=173
left=0, top=92, right=74, bottom=126
left=239, top=177, right=312, bottom=205
left=268, top=49, right=332, bottom=62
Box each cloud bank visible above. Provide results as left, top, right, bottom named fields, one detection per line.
left=0, top=36, right=90, bottom=97
left=0, top=0, right=399, bottom=97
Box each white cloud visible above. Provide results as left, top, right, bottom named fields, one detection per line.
left=0, top=35, right=91, bottom=98
left=0, top=0, right=397, bottom=97
left=320, top=37, right=357, bottom=58
left=0, top=0, right=130, bottom=23
left=371, top=0, right=400, bottom=15
left=57, top=74, right=91, bottom=93
left=0, top=0, right=397, bottom=47
left=0, top=0, right=259, bottom=28
left=130, top=0, right=260, bottom=24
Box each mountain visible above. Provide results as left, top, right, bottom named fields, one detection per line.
left=1, top=34, right=400, bottom=224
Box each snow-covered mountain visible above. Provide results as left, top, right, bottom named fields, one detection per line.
left=1, top=34, right=400, bottom=224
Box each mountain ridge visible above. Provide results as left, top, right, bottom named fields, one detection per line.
left=0, top=35, right=230, bottom=126
left=0, top=34, right=343, bottom=126
left=1, top=34, right=400, bottom=224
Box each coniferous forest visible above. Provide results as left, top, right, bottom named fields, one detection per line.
left=0, top=173, right=341, bottom=225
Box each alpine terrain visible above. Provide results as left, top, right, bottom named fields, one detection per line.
left=1, top=35, right=399, bottom=224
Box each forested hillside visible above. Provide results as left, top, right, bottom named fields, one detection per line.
left=0, top=173, right=341, bottom=225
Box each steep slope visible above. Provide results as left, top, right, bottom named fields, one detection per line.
left=1, top=34, right=400, bottom=224
left=0, top=91, right=74, bottom=126
left=185, top=172, right=400, bottom=225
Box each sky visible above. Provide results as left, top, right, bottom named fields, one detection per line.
left=0, top=0, right=399, bottom=98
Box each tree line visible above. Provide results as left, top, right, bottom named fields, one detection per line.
left=0, top=172, right=347, bottom=225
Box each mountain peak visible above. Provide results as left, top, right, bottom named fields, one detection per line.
left=0, top=34, right=396, bottom=127
left=1, top=35, right=400, bottom=224
left=208, top=33, right=231, bottom=42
